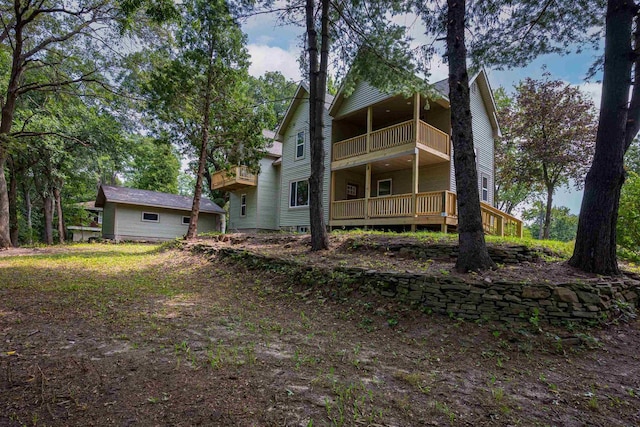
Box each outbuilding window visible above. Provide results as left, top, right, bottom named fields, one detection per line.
left=142, top=212, right=159, bottom=222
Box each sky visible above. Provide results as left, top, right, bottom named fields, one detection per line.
left=239, top=12, right=603, bottom=215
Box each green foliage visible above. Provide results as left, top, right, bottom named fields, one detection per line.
left=617, top=172, right=640, bottom=257
left=523, top=204, right=579, bottom=242
left=125, top=136, right=180, bottom=194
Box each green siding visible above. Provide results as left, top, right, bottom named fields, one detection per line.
left=101, top=203, right=116, bottom=239
left=256, top=157, right=280, bottom=229
left=229, top=188, right=258, bottom=231
left=228, top=157, right=280, bottom=231
left=449, top=77, right=496, bottom=204
left=107, top=203, right=220, bottom=241
left=278, top=91, right=331, bottom=229
left=337, top=81, right=392, bottom=118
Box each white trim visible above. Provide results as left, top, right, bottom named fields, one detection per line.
left=295, top=131, right=305, bottom=160
left=377, top=179, right=392, bottom=197
left=141, top=211, right=160, bottom=223
left=289, top=179, right=310, bottom=208
left=481, top=173, right=489, bottom=202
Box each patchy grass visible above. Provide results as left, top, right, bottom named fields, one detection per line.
left=1, top=243, right=639, bottom=426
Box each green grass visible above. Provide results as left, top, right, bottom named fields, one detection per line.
left=0, top=244, right=187, bottom=319
left=331, top=229, right=574, bottom=259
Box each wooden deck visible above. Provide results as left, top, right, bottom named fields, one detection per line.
left=330, top=191, right=523, bottom=237
left=332, top=120, right=450, bottom=169
left=211, top=166, right=257, bottom=191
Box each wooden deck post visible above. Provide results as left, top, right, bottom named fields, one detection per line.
left=329, top=170, right=335, bottom=224
left=414, top=92, right=420, bottom=143
left=366, top=106, right=372, bottom=153
left=411, top=150, right=419, bottom=232
left=365, top=164, right=371, bottom=221
left=497, top=215, right=504, bottom=237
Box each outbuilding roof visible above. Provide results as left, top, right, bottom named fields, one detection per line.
left=95, top=185, right=225, bottom=214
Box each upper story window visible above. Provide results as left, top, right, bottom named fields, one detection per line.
left=290, top=180, right=309, bottom=208
left=240, top=194, right=247, bottom=217
left=481, top=174, right=489, bottom=202
left=142, top=212, right=159, bottom=222
left=296, top=131, right=305, bottom=160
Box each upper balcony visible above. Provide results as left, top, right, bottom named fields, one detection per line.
left=331, top=93, right=451, bottom=170
left=211, top=166, right=257, bottom=191
left=332, top=119, right=450, bottom=168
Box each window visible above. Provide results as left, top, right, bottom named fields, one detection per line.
left=297, top=226, right=309, bottom=233
left=481, top=174, right=489, bottom=202
left=290, top=180, right=309, bottom=207
left=182, top=216, right=190, bottom=225
left=296, top=131, right=305, bottom=159
left=142, top=212, right=159, bottom=222
left=377, top=179, right=392, bottom=197
left=346, top=183, right=358, bottom=200
left=240, top=194, right=247, bottom=217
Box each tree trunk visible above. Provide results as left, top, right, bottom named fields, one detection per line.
left=543, top=185, right=553, bottom=240
left=23, top=182, right=32, bottom=245
left=0, top=11, right=25, bottom=249
left=446, top=0, right=495, bottom=272
left=8, top=157, right=18, bottom=246
left=569, top=0, right=635, bottom=274
left=54, top=187, right=66, bottom=244
left=43, top=194, right=54, bottom=245
left=306, top=0, right=330, bottom=251
left=186, top=50, right=215, bottom=240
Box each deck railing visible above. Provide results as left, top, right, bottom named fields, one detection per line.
left=369, top=193, right=413, bottom=217
left=418, top=121, right=450, bottom=155
left=211, top=165, right=257, bottom=190
left=333, top=199, right=366, bottom=220
left=332, top=119, right=450, bottom=161
left=330, top=190, right=522, bottom=237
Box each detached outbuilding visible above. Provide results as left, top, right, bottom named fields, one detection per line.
left=95, top=185, right=225, bottom=241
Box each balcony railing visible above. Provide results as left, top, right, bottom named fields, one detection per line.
left=211, top=166, right=257, bottom=191
left=332, top=119, right=450, bottom=162
left=331, top=191, right=523, bottom=237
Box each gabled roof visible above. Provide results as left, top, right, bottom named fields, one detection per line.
left=261, top=129, right=282, bottom=158
left=95, top=185, right=225, bottom=214
left=328, top=70, right=500, bottom=136
left=275, top=82, right=335, bottom=141
left=469, top=69, right=501, bottom=137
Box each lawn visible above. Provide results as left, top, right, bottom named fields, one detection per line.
left=1, top=242, right=639, bottom=426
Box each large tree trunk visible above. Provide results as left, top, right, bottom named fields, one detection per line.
left=0, top=152, right=11, bottom=248
left=8, top=157, right=18, bottom=246
left=306, top=0, right=330, bottom=251
left=569, top=0, right=636, bottom=274
left=543, top=184, right=553, bottom=240
left=43, top=194, right=54, bottom=245
left=186, top=52, right=215, bottom=240
left=446, top=0, right=495, bottom=272
left=0, top=11, right=25, bottom=249
left=54, top=187, right=66, bottom=244
left=22, top=182, right=32, bottom=245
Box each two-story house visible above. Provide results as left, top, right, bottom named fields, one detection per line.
left=214, top=72, right=522, bottom=236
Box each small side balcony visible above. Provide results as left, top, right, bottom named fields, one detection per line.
left=211, top=166, right=257, bottom=191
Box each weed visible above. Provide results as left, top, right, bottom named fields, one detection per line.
left=491, top=387, right=504, bottom=402
left=432, top=400, right=456, bottom=425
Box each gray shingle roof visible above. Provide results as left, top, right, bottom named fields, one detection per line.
left=432, top=78, right=449, bottom=98
left=96, top=185, right=225, bottom=214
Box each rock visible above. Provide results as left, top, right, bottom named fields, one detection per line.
left=504, top=294, right=521, bottom=303
left=553, top=287, right=579, bottom=303
left=522, top=286, right=551, bottom=299
left=576, top=291, right=601, bottom=305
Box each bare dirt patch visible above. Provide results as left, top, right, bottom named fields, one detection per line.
left=1, top=241, right=639, bottom=426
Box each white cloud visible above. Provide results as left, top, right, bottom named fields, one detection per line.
left=576, top=82, right=602, bottom=109
left=247, top=44, right=302, bottom=81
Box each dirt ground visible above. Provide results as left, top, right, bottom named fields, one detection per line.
left=1, top=238, right=640, bottom=426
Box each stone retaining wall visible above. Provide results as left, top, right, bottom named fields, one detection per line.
left=190, top=244, right=639, bottom=325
